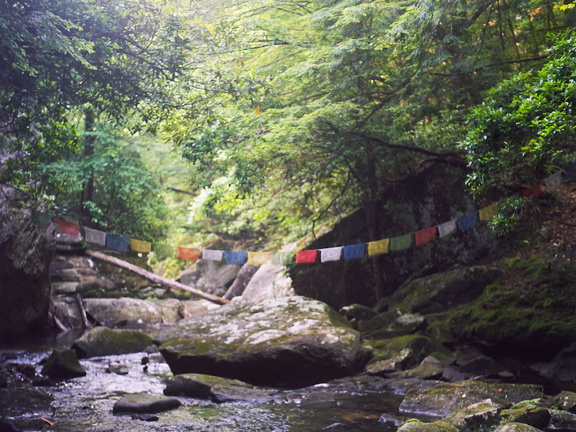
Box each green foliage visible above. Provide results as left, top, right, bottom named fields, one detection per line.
left=488, top=196, right=531, bottom=238
left=462, top=31, right=576, bottom=197
left=40, top=127, right=168, bottom=240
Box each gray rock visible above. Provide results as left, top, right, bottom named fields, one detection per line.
left=493, top=422, right=543, bottom=432
left=548, top=410, right=576, bottom=431
left=241, top=262, right=294, bottom=302
left=223, top=264, right=259, bottom=300
left=366, top=334, right=434, bottom=375
left=501, top=402, right=550, bottom=430
left=444, top=399, right=502, bottom=431
left=158, top=296, right=372, bottom=388
left=397, top=419, right=459, bottom=432
left=41, top=348, right=86, bottom=379
left=180, top=259, right=241, bottom=297
left=340, top=304, right=378, bottom=322
left=549, top=390, right=576, bottom=413
left=73, top=327, right=153, bottom=358
left=112, top=394, right=181, bottom=414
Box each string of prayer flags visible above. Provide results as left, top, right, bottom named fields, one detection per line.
left=84, top=226, right=106, bottom=246
left=130, top=238, right=152, bottom=253
left=320, top=247, right=342, bottom=262
left=272, top=252, right=294, bottom=265
left=437, top=220, right=457, bottom=237
left=177, top=247, right=200, bottom=261
left=296, top=249, right=318, bottom=264
left=457, top=212, right=478, bottom=231
left=225, top=251, right=247, bottom=265
left=479, top=203, right=498, bottom=222
left=544, top=171, right=563, bottom=191
left=415, top=226, right=436, bottom=247
left=32, top=210, right=51, bottom=228
left=106, top=233, right=129, bottom=252
left=248, top=252, right=272, bottom=266
left=154, top=244, right=175, bottom=259
left=368, top=239, right=389, bottom=257
left=343, top=243, right=365, bottom=260
left=390, top=233, right=412, bottom=251
left=202, top=249, right=224, bottom=262
left=56, top=217, right=80, bottom=237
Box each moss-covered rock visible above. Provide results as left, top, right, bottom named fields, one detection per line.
left=444, top=399, right=502, bottom=432
left=41, top=348, right=86, bottom=379
left=548, top=390, right=576, bottom=413
left=112, top=394, right=181, bottom=414
left=493, top=422, right=543, bottom=432
left=366, top=334, right=434, bottom=375
left=397, top=419, right=459, bottom=432
left=158, top=297, right=372, bottom=388
left=399, top=380, right=543, bottom=419
left=501, top=401, right=550, bottom=430
left=72, top=327, right=153, bottom=358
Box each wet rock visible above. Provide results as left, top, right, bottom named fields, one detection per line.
left=112, top=394, right=181, bottom=414
left=378, top=413, right=404, bottom=427
left=548, top=410, right=576, bottom=431
left=158, top=296, right=372, bottom=388
left=397, top=419, right=459, bottom=432
left=399, top=381, right=543, bottom=419
left=493, top=422, right=543, bottom=432
left=391, top=355, right=444, bottom=380
left=531, top=346, right=576, bottom=383
left=164, top=373, right=279, bottom=403
left=444, top=399, right=502, bottom=431
left=41, top=348, right=86, bottom=379
left=73, top=327, right=153, bottom=358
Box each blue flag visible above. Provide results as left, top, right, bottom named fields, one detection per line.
left=225, top=251, right=247, bottom=265
left=343, top=243, right=366, bottom=260
left=457, top=212, right=478, bottom=231
left=106, top=233, right=129, bottom=252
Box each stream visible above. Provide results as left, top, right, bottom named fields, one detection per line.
left=0, top=332, right=420, bottom=432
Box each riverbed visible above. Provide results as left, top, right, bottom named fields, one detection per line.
left=0, top=333, right=423, bottom=432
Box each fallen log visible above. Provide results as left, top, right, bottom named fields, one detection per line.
left=84, top=249, right=230, bottom=305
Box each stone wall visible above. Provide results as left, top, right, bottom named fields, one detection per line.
left=289, top=164, right=499, bottom=310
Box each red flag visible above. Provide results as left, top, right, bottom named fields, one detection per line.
left=414, top=226, right=437, bottom=247
left=295, top=249, right=318, bottom=264
left=56, top=217, right=80, bottom=237
left=521, top=185, right=543, bottom=200
left=177, top=247, right=200, bottom=261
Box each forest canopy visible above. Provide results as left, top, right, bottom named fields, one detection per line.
left=1, top=0, right=575, bottom=250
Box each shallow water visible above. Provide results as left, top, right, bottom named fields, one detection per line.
left=0, top=336, right=409, bottom=432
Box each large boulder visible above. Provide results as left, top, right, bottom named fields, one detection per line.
left=72, top=327, right=154, bottom=358
left=0, top=187, right=53, bottom=342
left=158, top=296, right=372, bottom=388
left=241, top=261, right=294, bottom=302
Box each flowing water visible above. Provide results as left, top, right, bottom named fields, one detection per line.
left=0, top=333, right=416, bottom=432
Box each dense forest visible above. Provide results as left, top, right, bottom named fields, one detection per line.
left=2, top=0, right=576, bottom=275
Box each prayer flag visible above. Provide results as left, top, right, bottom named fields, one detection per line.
left=415, top=226, right=436, bottom=247
left=56, top=217, right=80, bottom=237
left=154, top=244, right=175, bottom=259
left=479, top=203, right=498, bottom=222
left=296, top=250, right=318, bottom=264
left=272, top=252, right=294, bottom=265
left=225, top=251, right=247, bottom=265
left=390, top=233, right=412, bottom=251
left=564, top=161, right=576, bottom=182
left=457, top=212, right=478, bottom=231
left=320, top=247, right=342, bottom=262
left=130, top=238, right=152, bottom=253
left=437, top=220, right=457, bottom=237
left=203, top=249, right=224, bottom=261
left=106, top=233, right=129, bottom=252
left=32, top=210, right=51, bottom=228
left=521, top=185, right=543, bottom=200
left=544, top=171, right=562, bottom=191
left=368, top=239, right=389, bottom=257
left=343, top=243, right=365, bottom=260
left=84, top=227, right=107, bottom=246
left=248, top=252, right=272, bottom=266
left=177, top=247, right=200, bottom=261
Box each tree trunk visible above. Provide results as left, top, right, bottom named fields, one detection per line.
left=84, top=249, right=230, bottom=305
left=81, top=108, right=96, bottom=222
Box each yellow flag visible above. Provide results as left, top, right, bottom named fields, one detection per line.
left=248, top=252, right=272, bottom=266
left=367, top=239, right=389, bottom=257
left=254, top=105, right=260, bottom=116
left=129, top=238, right=152, bottom=253
left=479, top=203, right=498, bottom=222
